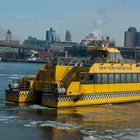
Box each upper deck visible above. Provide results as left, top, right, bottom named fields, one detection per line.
left=48, top=45, right=135, bottom=67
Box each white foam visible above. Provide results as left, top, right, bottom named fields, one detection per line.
left=2, top=101, right=16, bottom=104
left=0, top=74, right=22, bottom=77
left=0, top=116, right=19, bottom=120
left=3, top=121, right=9, bottom=124
left=83, top=136, right=97, bottom=140
left=28, top=105, right=48, bottom=110
left=0, top=115, right=19, bottom=123
left=24, top=120, right=82, bottom=130
left=0, top=118, right=8, bottom=121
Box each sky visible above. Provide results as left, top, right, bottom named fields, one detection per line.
left=0, top=0, right=140, bottom=46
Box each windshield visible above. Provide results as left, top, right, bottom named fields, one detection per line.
left=108, top=52, right=123, bottom=60
left=91, top=50, right=107, bottom=59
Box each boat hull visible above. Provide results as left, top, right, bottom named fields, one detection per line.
left=5, top=90, right=37, bottom=103
left=42, top=91, right=140, bottom=107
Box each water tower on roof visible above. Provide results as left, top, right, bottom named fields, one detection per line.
left=6, top=30, right=12, bottom=42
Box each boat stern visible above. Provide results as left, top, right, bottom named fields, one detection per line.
left=5, top=78, right=37, bottom=103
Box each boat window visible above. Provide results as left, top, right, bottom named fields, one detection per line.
left=102, top=74, right=108, bottom=84
left=88, top=74, right=94, bottom=81
left=115, top=74, right=120, bottom=83
left=92, top=50, right=107, bottom=59
left=38, top=71, right=47, bottom=81
left=80, top=74, right=95, bottom=84
left=108, top=74, right=114, bottom=83
left=132, top=73, right=137, bottom=83
left=79, top=73, right=87, bottom=81
left=138, top=74, right=140, bottom=82
left=115, top=53, right=123, bottom=60
left=96, top=74, right=102, bottom=84
left=108, top=53, right=123, bottom=60
left=127, top=73, right=132, bottom=83
left=93, top=73, right=140, bottom=84
left=109, top=53, right=116, bottom=60
left=121, top=73, right=127, bottom=83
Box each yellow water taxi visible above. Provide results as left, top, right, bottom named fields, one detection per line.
left=6, top=43, right=140, bottom=107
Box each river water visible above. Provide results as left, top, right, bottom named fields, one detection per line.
left=1, top=62, right=140, bottom=140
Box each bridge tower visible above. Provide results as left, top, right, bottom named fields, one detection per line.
left=6, top=30, right=12, bottom=42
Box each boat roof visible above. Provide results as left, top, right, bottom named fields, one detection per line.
left=88, top=47, right=120, bottom=53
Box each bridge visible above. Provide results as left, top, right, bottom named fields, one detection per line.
left=0, top=26, right=44, bottom=52
left=0, top=40, right=44, bottom=52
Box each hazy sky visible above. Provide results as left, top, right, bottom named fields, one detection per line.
left=0, top=0, right=140, bottom=46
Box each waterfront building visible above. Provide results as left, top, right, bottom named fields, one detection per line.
left=24, top=36, right=48, bottom=48
left=49, top=41, right=78, bottom=57
left=117, top=47, right=140, bottom=62
left=81, top=33, right=98, bottom=45
left=50, top=41, right=77, bottom=52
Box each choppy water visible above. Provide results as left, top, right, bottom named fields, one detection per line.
left=1, top=62, right=140, bottom=140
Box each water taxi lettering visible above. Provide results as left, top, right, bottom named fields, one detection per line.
left=99, top=66, right=133, bottom=70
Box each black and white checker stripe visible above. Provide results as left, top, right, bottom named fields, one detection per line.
left=42, top=91, right=140, bottom=102
left=6, top=90, right=35, bottom=97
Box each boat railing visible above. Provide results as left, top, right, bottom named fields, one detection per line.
left=57, top=57, right=81, bottom=65
left=119, top=59, right=136, bottom=64
left=56, top=57, right=81, bottom=83
left=52, top=57, right=136, bottom=66
left=69, top=57, right=80, bottom=65
left=56, top=57, right=118, bottom=66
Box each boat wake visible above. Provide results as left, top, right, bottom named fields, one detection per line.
left=24, top=120, right=140, bottom=140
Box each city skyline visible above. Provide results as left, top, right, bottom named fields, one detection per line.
left=1, top=0, right=140, bottom=46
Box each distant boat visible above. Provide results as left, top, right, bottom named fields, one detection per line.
left=26, top=56, right=44, bottom=63
left=27, top=56, right=39, bottom=61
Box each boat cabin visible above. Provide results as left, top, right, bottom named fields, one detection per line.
left=89, top=46, right=123, bottom=62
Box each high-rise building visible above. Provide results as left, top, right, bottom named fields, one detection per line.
left=65, top=30, right=72, bottom=42
left=135, top=32, right=140, bottom=47
left=46, top=28, right=56, bottom=43
left=128, top=27, right=137, bottom=32
left=124, top=27, right=137, bottom=47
